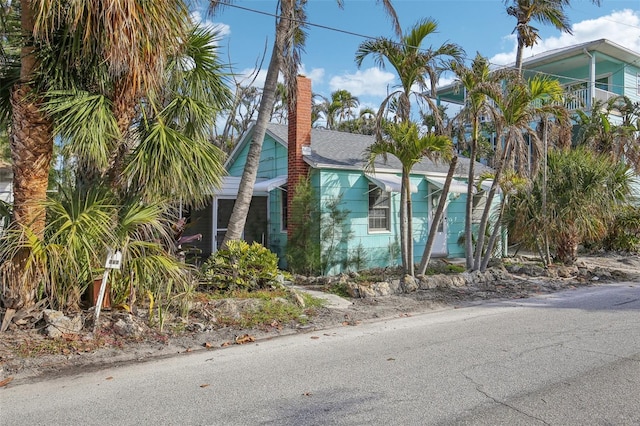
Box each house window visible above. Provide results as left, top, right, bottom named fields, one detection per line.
left=281, top=186, right=288, bottom=232
left=368, top=184, right=390, bottom=231
left=637, top=73, right=640, bottom=96
left=595, top=76, right=609, bottom=92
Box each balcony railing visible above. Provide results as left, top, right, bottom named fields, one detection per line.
left=563, top=86, right=618, bottom=111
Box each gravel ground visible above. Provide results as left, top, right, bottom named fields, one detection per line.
left=0, top=253, right=638, bottom=385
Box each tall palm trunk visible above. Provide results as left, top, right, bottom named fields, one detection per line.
left=402, top=166, right=414, bottom=276
left=480, top=190, right=509, bottom=270
left=3, top=1, right=54, bottom=311
left=9, top=86, right=53, bottom=237
left=399, top=174, right=409, bottom=275
left=222, top=2, right=290, bottom=245
left=515, top=35, right=525, bottom=74
left=473, top=138, right=511, bottom=271
left=464, top=119, right=479, bottom=269
left=418, top=156, right=457, bottom=275
left=107, top=77, right=138, bottom=192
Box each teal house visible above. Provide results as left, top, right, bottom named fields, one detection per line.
left=438, top=39, right=640, bottom=124
left=189, top=76, right=493, bottom=274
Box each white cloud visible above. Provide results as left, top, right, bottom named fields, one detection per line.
left=191, top=11, right=231, bottom=37
left=329, top=68, right=396, bottom=97
left=490, top=9, right=640, bottom=66
left=299, top=65, right=325, bottom=85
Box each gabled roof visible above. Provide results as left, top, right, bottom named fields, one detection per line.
left=230, top=122, right=491, bottom=178
left=437, top=38, right=640, bottom=104
left=520, top=39, right=640, bottom=69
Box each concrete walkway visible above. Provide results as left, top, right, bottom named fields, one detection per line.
left=291, top=286, right=353, bottom=309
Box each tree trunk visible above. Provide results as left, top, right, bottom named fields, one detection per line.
left=9, top=86, right=53, bottom=238
left=418, top=156, right=458, bottom=275
left=399, top=174, right=409, bottom=275
left=464, top=119, right=478, bottom=269
left=480, top=191, right=508, bottom=271
left=403, top=168, right=414, bottom=276
left=515, top=37, right=524, bottom=74
left=107, top=77, right=138, bottom=192
left=2, top=1, right=54, bottom=310
left=556, top=231, right=579, bottom=265
left=472, top=139, right=511, bottom=271
left=222, top=2, right=290, bottom=246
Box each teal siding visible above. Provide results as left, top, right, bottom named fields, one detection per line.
left=623, top=65, right=640, bottom=103
left=228, top=135, right=287, bottom=179
left=315, top=169, right=473, bottom=274
left=225, top=134, right=495, bottom=274
left=226, top=134, right=289, bottom=264
left=446, top=194, right=467, bottom=257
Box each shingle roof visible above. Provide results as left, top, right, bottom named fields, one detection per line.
left=266, top=123, right=492, bottom=177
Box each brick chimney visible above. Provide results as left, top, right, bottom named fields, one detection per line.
left=287, top=75, right=312, bottom=240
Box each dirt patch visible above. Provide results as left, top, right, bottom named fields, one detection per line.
left=0, top=254, right=638, bottom=385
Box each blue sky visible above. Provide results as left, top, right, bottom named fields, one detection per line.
left=194, top=1, right=640, bottom=111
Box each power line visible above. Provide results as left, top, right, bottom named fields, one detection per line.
left=215, top=1, right=640, bottom=92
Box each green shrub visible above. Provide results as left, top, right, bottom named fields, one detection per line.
left=201, top=241, right=281, bottom=291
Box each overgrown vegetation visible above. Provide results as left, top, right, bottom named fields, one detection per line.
left=505, top=147, right=635, bottom=264
left=286, top=177, right=321, bottom=275
left=286, top=177, right=358, bottom=275
left=200, top=241, right=281, bottom=292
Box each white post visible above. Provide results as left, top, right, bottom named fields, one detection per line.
left=94, top=250, right=122, bottom=331
left=93, top=269, right=110, bottom=330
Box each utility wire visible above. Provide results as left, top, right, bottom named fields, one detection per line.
left=215, top=1, right=640, bottom=92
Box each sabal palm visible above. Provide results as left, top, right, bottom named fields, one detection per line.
left=210, top=0, right=400, bottom=246
left=355, top=18, right=464, bottom=130
left=507, top=147, right=633, bottom=264
left=1, top=0, right=195, bottom=310
left=365, top=121, right=452, bottom=276
left=44, top=25, right=231, bottom=209
left=504, top=0, right=600, bottom=73
left=0, top=188, right=189, bottom=311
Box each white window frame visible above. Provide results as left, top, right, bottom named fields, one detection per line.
left=368, top=184, right=391, bottom=232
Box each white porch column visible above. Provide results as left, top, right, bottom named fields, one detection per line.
left=584, top=49, right=596, bottom=111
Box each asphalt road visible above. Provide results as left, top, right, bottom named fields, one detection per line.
left=2, top=282, right=639, bottom=425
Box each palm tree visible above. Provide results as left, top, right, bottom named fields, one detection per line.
left=1, top=3, right=227, bottom=311
left=473, top=75, right=569, bottom=271
left=365, top=121, right=452, bottom=276
left=576, top=96, right=640, bottom=174
left=449, top=54, right=511, bottom=269
left=8, top=0, right=54, bottom=240
left=211, top=0, right=400, bottom=247
left=355, top=18, right=464, bottom=131
left=506, top=147, right=633, bottom=264
left=330, top=89, right=360, bottom=126
left=336, top=107, right=378, bottom=135
left=504, top=0, right=600, bottom=74
left=43, top=24, right=230, bottom=208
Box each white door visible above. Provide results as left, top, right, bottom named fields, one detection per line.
left=429, top=190, right=448, bottom=257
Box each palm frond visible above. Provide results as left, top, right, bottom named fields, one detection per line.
left=124, top=120, right=226, bottom=208
left=44, top=90, right=119, bottom=171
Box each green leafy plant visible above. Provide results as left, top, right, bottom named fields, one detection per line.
left=319, top=196, right=352, bottom=275
left=201, top=241, right=281, bottom=292
left=286, top=177, right=321, bottom=275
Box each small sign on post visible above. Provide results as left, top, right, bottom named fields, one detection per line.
left=105, top=250, right=122, bottom=270
left=94, top=250, right=122, bottom=331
